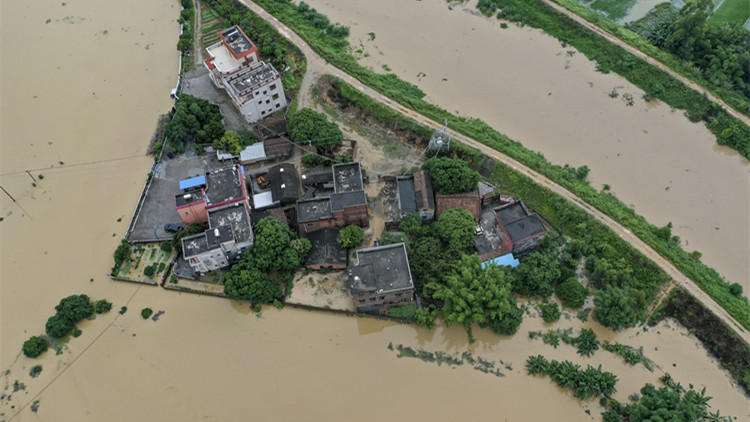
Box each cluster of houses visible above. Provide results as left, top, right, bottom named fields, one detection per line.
left=172, top=157, right=548, bottom=315
left=171, top=25, right=550, bottom=315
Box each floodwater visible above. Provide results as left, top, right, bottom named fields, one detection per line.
left=303, top=0, right=749, bottom=288
left=1, top=0, right=748, bottom=421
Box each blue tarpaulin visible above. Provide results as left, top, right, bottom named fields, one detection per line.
left=482, top=253, right=520, bottom=269
left=179, top=175, right=206, bottom=190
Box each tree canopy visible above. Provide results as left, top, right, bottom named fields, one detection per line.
left=223, top=217, right=311, bottom=302
left=164, top=95, right=223, bottom=153
left=287, top=108, right=343, bottom=152
left=433, top=208, right=476, bottom=252
left=338, top=225, right=364, bottom=248
left=55, top=294, right=94, bottom=323
left=427, top=254, right=515, bottom=337
left=113, top=240, right=132, bottom=268
left=556, top=278, right=588, bottom=309
left=512, top=248, right=563, bottom=298
left=593, top=286, right=639, bottom=330
left=421, top=157, right=479, bottom=195
left=22, top=336, right=49, bottom=358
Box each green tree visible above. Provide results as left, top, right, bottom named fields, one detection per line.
left=94, top=299, right=113, bottom=314
left=487, top=298, right=523, bottom=335
left=593, top=286, right=639, bottom=330
left=287, top=108, right=343, bottom=152
left=428, top=255, right=515, bottom=338
left=409, top=236, right=453, bottom=296
left=159, top=241, right=173, bottom=253
left=55, top=294, right=94, bottom=323
left=113, top=240, right=132, bottom=268
left=556, top=278, right=588, bottom=309
left=338, top=225, right=364, bottom=248
left=399, top=212, right=426, bottom=238
left=223, top=217, right=311, bottom=302
left=421, top=157, right=479, bottom=194
left=433, top=208, right=476, bottom=252
left=22, top=336, right=49, bottom=358
left=213, top=131, right=244, bottom=155
left=141, top=308, right=153, bottom=319
left=45, top=314, right=74, bottom=338
left=512, top=248, right=562, bottom=298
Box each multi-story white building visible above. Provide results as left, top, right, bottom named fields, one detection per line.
left=204, top=25, right=287, bottom=124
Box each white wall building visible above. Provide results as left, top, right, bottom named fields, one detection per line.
left=203, top=25, right=287, bottom=124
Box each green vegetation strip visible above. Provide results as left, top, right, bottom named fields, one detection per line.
left=710, top=0, right=750, bottom=25
left=332, top=77, right=749, bottom=329
left=238, top=0, right=749, bottom=329
left=388, top=343, right=510, bottom=377
left=547, top=0, right=750, bottom=119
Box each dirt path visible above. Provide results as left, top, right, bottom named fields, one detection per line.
left=538, top=0, right=750, bottom=127
left=240, top=0, right=750, bottom=346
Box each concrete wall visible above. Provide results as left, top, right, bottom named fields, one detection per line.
left=352, top=287, right=414, bottom=312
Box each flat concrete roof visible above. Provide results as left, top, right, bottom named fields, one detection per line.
left=495, top=201, right=529, bottom=225
left=297, top=197, right=333, bottom=221
left=175, top=189, right=205, bottom=207
left=331, top=190, right=366, bottom=212
left=504, top=214, right=546, bottom=243
left=206, top=43, right=241, bottom=73
left=229, top=62, right=279, bottom=95
left=303, top=228, right=347, bottom=268
left=240, top=142, right=266, bottom=163
left=182, top=226, right=233, bottom=258
left=206, top=166, right=245, bottom=207
left=332, top=162, right=363, bottom=193
left=208, top=204, right=253, bottom=244
left=349, top=243, right=413, bottom=294
left=253, top=191, right=275, bottom=210
left=397, top=178, right=417, bottom=214
left=221, top=26, right=255, bottom=57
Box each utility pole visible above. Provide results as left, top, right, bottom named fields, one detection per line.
left=0, top=185, right=16, bottom=202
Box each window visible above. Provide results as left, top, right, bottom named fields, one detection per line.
left=275, top=103, right=280, bottom=109
left=369, top=297, right=376, bottom=302
left=395, top=293, right=402, bottom=297
left=379, top=296, right=385, bottom=300
left=270, top=84, right=276, bottom=90
left=266, top=99, right=270, bottom=104
left=272, top=93, right=279, bottom=100
left=358, top=299, right=366, bottom=304
left=263, top=90, right=267, bottom=95
left=306, top=223, right=314, bottom=228
left=261, top=110, right=265, bottom=115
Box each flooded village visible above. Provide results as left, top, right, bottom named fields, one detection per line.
left=1, top=0, right=749, bottom=421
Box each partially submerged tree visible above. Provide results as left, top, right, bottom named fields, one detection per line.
left=22, top=336, right=49, bottom=358
left=593, top=286, right=639, bottom=330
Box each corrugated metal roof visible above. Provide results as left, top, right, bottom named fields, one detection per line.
left=179, top=175, right=206, bottom=190
left=240, top=143, right=266, bottom=162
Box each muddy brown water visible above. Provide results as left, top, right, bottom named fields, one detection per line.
left=1, top=0, right=748, bottom=420
left=301, top=0, right=749, bottom=288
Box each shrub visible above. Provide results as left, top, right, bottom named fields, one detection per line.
left=594, top=286, right=639, bottom=330
left=421, top=157, right=479, bottom=195
left=729, top=283, right=743, bottom=297
left=141, top=308, right=153, bottom=319
left=539, top=302, right=561, bottom=322
left=143, top=265, right=156, bottom=278
left=22, top=336, right=48, bottom=358
left=159, top=241, right=173, bottom=253
left=556, top=278, right=588, bottom=308
left=488, top=300, right=523, bottom=335
left=72, top=328, right=82, bottom=338
left=94, top=299, right=113, bottom=314
left=29, top=365, right=43, bottom=378
left=119, top=306, right=128, bottom=315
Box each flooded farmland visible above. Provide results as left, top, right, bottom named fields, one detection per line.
left=0, top=0, right=748, bottom=421
left=300, top=0, right=749, bottom=288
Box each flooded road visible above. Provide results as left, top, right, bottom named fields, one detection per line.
left=0, top=0, right=747, bottom=420
left=301, top=0, right=749, bottom=287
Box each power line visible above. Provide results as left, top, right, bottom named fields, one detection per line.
left=0, top=155, right=147, bottom=178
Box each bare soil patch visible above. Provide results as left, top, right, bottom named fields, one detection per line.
left=287, top=270, right=354, bottom=311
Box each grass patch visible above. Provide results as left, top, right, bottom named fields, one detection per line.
left=710, top=0, right=750, bottom=25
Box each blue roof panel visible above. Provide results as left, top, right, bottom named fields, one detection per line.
left=179, top=175, right=206, bottom=190
left=482, top=253, right=520, bottom=269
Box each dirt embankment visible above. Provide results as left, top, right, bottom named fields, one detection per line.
left=654, top=288, right=750, bottom=396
